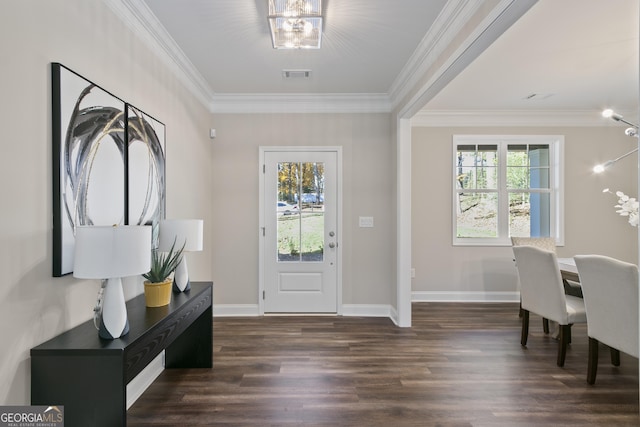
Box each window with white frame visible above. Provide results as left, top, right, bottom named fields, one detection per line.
left=453, top=135, right=564, bottom=246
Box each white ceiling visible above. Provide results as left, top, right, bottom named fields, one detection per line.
left=427, top=0, right=639, bottom=113
left=141, top=0, right=448, bottom=94
left=131, top=0, right=638, bottom=119
left=139, top=0, right=448, bottom=97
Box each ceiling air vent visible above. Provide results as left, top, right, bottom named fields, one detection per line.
left=282, top=69, right=311, bottom=79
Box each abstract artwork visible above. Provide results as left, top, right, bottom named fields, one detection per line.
left=126, top=104, right=165, bottom=246
left=52, top=63, right=166, bottom=276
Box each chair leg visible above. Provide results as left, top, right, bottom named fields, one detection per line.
left=557, top=324, right=571, bottom=367
left=587, top=337, right=599, bottom=384
left=543, top=318, right=549, bottom=334
left=519, top=301, right=523, bottom=318
left=521, top=310, right=529, bottom=346
left=610, top=347, right=621, bottom=366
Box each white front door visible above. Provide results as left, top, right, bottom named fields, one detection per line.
left=260, top=148, right=340, bottom=313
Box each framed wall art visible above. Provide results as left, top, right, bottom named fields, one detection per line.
left=51, top=63, right=166, bottom=276
left=52, top=63, right=127, bottom=276
left=126, top=104, right=166, bottom=246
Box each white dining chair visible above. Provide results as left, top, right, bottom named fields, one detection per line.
left=511, top=237, right=582, bottom=296
left=511, top=237, right=556, bottom=331
left=513, top=245, right=587, bottom=367
left=510, top=237, right=556, bottom=252
left=574, top=255, right=638, bottom=384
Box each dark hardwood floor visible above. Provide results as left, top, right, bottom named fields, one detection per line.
left=128, top=303, right=639, bottom=426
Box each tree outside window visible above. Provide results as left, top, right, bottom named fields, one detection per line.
left=453, top=136, right=563, bottom=246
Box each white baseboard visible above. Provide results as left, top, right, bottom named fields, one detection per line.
left=126, top=351, right=164, bottom=409
left=212, top=296, right=518, bottom=321
left=341, top=304, right=395, bottom=318
left=389, top=305, right=399, bottom=326
left=212, top=304, right=398, bottom=318
left=211, top=295, right=517, bottom=323
left=213, top=304, right=260, bottom=316
left=412, top=291, right=519, bottom=303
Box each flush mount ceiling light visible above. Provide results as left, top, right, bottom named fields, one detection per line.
left=268, top=0, right=322, bottom=49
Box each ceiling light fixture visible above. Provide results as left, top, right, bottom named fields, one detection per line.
left=602, top=108, right=639, bottom=129
left=592, top=147, right=638, bottom=173
left=268, top=0, right=322, bottom=49
left=592, top=108, right=639, bottom=173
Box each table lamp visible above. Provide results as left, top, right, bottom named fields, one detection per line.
left=74, top=225, right=151, bottom=339
left=158, top=219, right=203, bottom=293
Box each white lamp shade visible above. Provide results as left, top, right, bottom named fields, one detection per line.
left=158, top=219, right=203, bottom=252
left=73, top=225, right=151, bottom=279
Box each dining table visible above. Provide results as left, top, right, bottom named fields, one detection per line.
left=558, top=257, right=580, bottom=282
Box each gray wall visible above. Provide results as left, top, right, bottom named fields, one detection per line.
left=0, top=1, right=398, bottom=404
left=0, top=0, right=214, bottom=404
left=412, top=125, right=638, bottom=297
left=210, top=113, right=396, bottom=308
left=2, top=0, right=636, bottom=407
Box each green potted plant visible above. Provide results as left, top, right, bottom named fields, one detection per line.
left=142, top=239, right=185, bottom=307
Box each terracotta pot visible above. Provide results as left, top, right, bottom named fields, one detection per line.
left=144, top=279, right=172, bottom=307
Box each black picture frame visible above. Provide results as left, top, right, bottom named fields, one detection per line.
left=125, top=104, right=166, bottom=248
left=52, top=63, right=127, bottom=277
left=52, top=64, right=167, bottom=276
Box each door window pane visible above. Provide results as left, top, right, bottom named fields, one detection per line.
left=278, top=211, right=300, bottom=261
left=301, top=212, right=324, bottom=261
left=277, top=162, right=324, bottom=262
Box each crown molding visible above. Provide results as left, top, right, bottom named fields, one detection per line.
left=102, top=0, right=510, bottom=115
left=397, top=0, right=538, bottom=118
left=388, top=0, right=482, bottom=109
left=102, top=0, right=215, bottom=108
left=211, top=93, right=392, bottom=114
left=410, top=110, right=635, bottom=127
left=103, top=0, right=393, bottom=114
left=104, top=0, right=547, bottom=117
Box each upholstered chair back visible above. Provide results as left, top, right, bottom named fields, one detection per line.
left=511, top=237, right=556, bottom=252
left=574, top=255, right=639, bottom=358
left=513, top=245, right=576, bottom=325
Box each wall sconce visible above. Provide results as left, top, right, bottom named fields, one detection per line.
left=73, top=225, right=151, bottom=339
left=159, top=219, right=204, bottom=293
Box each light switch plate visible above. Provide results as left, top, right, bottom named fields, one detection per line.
left=359, top=216, right=374, bottom=227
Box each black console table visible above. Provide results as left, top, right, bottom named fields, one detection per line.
left=31, top=281, right=212, bottom=427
